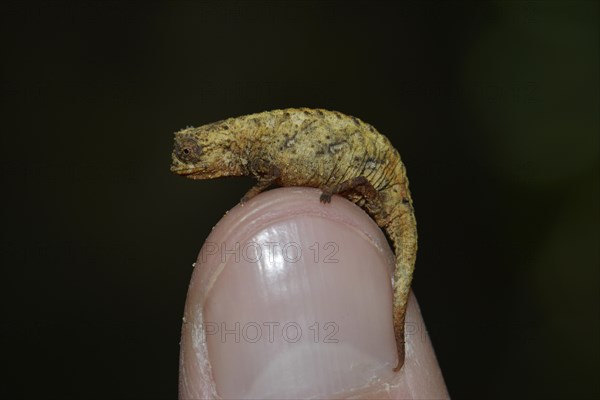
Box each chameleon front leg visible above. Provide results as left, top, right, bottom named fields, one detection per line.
left=240, top=159, right=281, bottom=204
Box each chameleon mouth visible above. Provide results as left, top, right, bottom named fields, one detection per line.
left=170, top=164, right=198, bottom=175
left=170, top=156, right=201, bottom=175
left=170, top=163, right=211, bottom=178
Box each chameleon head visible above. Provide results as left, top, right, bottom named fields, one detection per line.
left=170, top=124, right=245, bottom=179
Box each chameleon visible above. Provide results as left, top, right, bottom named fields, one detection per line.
left=170, top=108, right=417, bottom=372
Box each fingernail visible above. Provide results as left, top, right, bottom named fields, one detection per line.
left=181, top=187, right=398, bottom=399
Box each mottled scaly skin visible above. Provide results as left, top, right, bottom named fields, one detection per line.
left=170, top=108, right=417, bottom=371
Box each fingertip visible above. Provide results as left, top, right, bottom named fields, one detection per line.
left=179, top=187, right=448, bottom=399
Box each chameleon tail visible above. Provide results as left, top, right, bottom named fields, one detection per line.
left=386, top=204, right=418, bottom=371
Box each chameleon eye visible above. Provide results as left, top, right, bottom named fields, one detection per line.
left=176, top=139, right=202, bottom=163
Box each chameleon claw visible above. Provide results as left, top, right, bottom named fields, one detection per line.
left=319, top=185, right=333, bottom=203
left=319, top=193, right=332, bottom=204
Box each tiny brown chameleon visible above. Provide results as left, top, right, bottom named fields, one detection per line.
left=170, top=108, right=417, bottom=372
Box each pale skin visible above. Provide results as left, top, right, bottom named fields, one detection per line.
left=171, top=108, right=418, bottom=372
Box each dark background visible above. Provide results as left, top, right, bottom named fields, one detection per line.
left=2, top=1, right=598, bottom=399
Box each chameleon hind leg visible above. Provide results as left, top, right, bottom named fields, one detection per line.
left=320, top=176, right=386, bottom=216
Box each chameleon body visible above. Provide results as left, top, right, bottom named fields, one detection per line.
left=171, top=108, right=417, bottom=371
